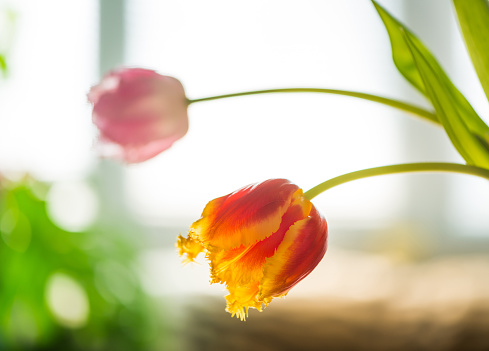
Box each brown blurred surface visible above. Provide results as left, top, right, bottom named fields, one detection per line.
left=171, top=253, right=489, bottom=351
left=177, top=298, right=489, bottom=351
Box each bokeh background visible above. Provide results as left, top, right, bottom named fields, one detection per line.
left=0, top=0, right=489, bottom=350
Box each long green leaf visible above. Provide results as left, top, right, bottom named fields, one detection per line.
left=454, top=0, right=489, bottom=103
left=371, top=1, right=425, bottom=94
left=404, top=31, right=489, bottom=168
left=372, top=0, right=489, bottom=140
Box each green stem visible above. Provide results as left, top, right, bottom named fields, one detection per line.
left=303, top=162, right=489, bottom=200
left=188, top=88, right=438, bottom=124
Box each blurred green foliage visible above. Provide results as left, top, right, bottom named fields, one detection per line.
left=0, top=176, right=158, bottom=351
left=0, top=7, right=16, bottom=77
left=0, top=55, right=6, bottom=76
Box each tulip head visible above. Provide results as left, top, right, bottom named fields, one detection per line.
left=88, top=67, right=188, bottom=163
left=177, top=179, right=328, bottom=320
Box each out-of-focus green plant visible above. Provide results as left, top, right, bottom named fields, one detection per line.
left=0, top=176, right=157, bottom=351
left=0, top=7, right=16, bottom=77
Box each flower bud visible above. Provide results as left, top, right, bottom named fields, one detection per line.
left=88, top=68, right=188, bottom=163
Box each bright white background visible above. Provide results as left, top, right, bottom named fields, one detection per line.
left=124, top=0, right=489, bottom=239
left=124, top=0, right=407, bottom=228
left=0, top=0, right=488, bottom=246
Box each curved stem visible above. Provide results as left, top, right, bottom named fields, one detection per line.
left=303, top=162, right=489, bottom=200
left=188, top=88, right=438, bottom=124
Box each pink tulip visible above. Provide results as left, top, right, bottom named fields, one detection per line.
left=88, top=68, right=188, bottom=163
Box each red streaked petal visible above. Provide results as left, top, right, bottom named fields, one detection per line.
left=190, top=179, right=299, bottom=249
left=208, top=195, right=306, bottom=286
left=208, top=189, right=314, bottom=320
left=259, top=206, right=328, bottom=299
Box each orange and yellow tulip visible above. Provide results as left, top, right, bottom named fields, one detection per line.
left=177, top=179, right=328, bottom=320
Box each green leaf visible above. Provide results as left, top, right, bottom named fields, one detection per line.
left=372, top=0, right=489, bottom=140
left=404, top=31, right=489, bottom=168
left=371, top=1, right=426, bottom=95
left=454, top=0, right=489, bottom=103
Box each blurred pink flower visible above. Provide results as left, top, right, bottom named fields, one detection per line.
left=88, top=68, right=188, bottom=163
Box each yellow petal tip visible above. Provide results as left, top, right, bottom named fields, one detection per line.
left=176, top=234, right=204, bottom=263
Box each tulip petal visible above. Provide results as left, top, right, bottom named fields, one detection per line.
left=208, top=189, right=312, bottom=286
left=259, top=207, right=328, bottom=300
left=225, top=283, right=263, bottom=321
left=206, top=189, right=314, bottom=320
left=190, top=179, right=300, bottom=249
left=176, top=235, right=205, bottom=264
